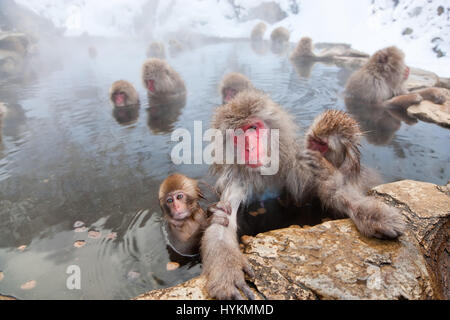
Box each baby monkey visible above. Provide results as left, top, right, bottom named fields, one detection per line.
left=159, top=174, right=225, bottom=256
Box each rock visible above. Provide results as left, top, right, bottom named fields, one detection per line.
left=134, top=180, right=449, bottom=300
left=407, top=88, right=450, bottom=129
left=243, top=2, right=287, bottom=24
left=0, top=32, right=29, bottom=56
left=437, top=77, right=450, bottom=90
left=333, top=56, right=368, bottom=69
left=0, top=49, right=23, bottom=75
left=0, top=0, right=61, bottom=41
left=134, top=277, right=210, bottom=300
left=371, top=180, right=450, bottom=299
left=406, top=68, right=440, bottom=91
left=319, top=46, right=369, bottom=58
left=402, top=28, right=413, bottom=35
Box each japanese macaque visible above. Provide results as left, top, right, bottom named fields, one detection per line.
left=109, top=80, right=140, bottom=108
left=113, top=105, right=140, bottom=125
left=219, top=73, right=254, bottom=104
left=270, top=27, right=290, bottom=43
left=290, top=37, right=369, bottom=62
left=201, top=90, right=404, bottom=299
left=250, top=22, right=267, bottom=41
left=345, top=46, right=446, bottom=108
left=306, top=110, right=381, bottom=191
left=146, top=42, right=166, bottom=59
left=142, top=58, right=186, bottom=98
left=159, top=174, right=210, bottom=256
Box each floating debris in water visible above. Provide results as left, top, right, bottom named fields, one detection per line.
left=166, top=262, right=180, bottom=271
left=106, top=232, right=117, bottom=240
left=74, top=240, right=86, bottom=248
left=20, top=280, right=36, bottom=290
left=0, top=272, right=4, bottom=281
left=88, top=230, right=101, bottom=239
left=127, top=271, right=140, bottom=280
left=74, top=227, right=88, bottom=233
left=17, top=245, right=27, bottom=252
left=257, top=207, right=267, bottom=214
left=73, top=221, right=85, bottom=228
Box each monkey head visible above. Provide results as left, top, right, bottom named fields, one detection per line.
left=370, top=46, right=410, bottom=87
left=212, top=90, right=297, bottom=171
left=220, top=73, right=254, bottom=104
left=294, top=37, right=314, bottom=59
left=306, top=110, right=362, bottom=169
left=159, top=174, right=203, bottom=226
left=142, top=58, right=185, bottom=96
left=109, top=80, right=139, bottom=108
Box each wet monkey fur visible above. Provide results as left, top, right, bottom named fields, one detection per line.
left=201, top=90, right=404, bottom=300
left=142, top=58, right=186, bottom=98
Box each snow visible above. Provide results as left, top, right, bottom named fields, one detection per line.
left=14, top=0, right=450, bottom=77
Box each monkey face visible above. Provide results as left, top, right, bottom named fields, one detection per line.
left=403, top=66, right=410, bottom=81
left=233, top=119, right=268, bottom=168
left=223, top=88, right=238, bottom=103
left=307, top=135, right=329, bottom=155
left=164, top=190, right=191, bottom=221
left=113, top=92, right=126, bottom=107
left=146, top=79, right=156, bottom=93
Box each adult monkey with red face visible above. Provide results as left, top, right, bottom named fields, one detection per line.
left=202, top=90, right=404, bottom=300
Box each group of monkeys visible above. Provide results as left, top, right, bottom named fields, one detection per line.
left=108, top=23, right=447, bottom=300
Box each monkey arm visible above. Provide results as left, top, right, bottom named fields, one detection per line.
left=200, top=183, right=255, bottom=300
left=383, top=93, right=422, bottom=109
left=411, top=88, right=446, bottom=104
left=293, top=150, right=404, bottom=240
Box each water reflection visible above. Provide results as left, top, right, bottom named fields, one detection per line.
left=146, top=93, right=186, bottom=135
left=270, top=41, right=289, bottom=55
left=112, top=104, right=140, bottom=125
left=251, top=41, right=269, bottom=56
left=345, top=98, right=417, bottom=145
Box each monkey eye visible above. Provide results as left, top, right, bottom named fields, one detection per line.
left=166, top=197, right=173, bottom=204
left=176, top=194, right=183, bottom=200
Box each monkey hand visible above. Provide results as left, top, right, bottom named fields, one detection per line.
left=207, top=201, right=231, bottom=227
left=203, top=239, right=255, bottom=300
left=353, top=197, right=405, bottom=240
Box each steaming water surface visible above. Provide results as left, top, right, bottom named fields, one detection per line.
left=0, top=39, right=448, bottom=299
